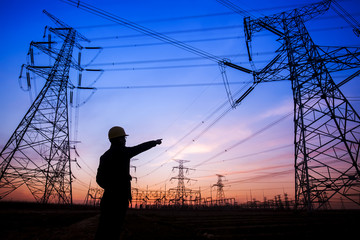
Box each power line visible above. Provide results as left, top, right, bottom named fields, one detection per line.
left=170, top=105, right=234, bottom=160
left=193, top=111, right=293, bottom=168
left=227, top=169, right=294, bottom=185
left=87, top=54, right=249, bottom=66
left=88, top=25, right=354, bottom=48
left=93, top=36, right=243, bottom=49
left=61, top=0, right=221, bottom=63
left=93, top=81, right=252, bottom=90
left=95, top=63, right=216, bottom=71
left=61, top=0, right=252, bottom=74
left=74, top=4, right=357, bottom=29
left=195, top=163, right=293, bottom=179
left=137, top=86, right=292, bottom=180
left=89, top=25, right=243, bottom=41
left=137, top=82, right=253, bottom=177
left=137, top=104, right=233, bottom=177
left=201, top=143, right=293, bottom=166
left=101, top=54, right=357, bottom=78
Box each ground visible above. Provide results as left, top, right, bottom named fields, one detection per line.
left=1, top=202, right=359, bottom=240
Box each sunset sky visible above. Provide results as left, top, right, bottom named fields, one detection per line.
left=0, top=0, right=359, bottom=205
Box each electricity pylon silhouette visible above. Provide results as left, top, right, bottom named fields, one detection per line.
left=213, top=174, right=226, bottom=205
left=170, top=159, right=196, bottom=205
left=240, top=0, right=360, bottom=210
left=0, top=10, right=89, bottom=204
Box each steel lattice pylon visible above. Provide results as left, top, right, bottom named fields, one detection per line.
left=213, top=174, right=226, bottom=205
left=244, top=0, right=360, bottom=210
left=169, top=159, right=196, bottom=205
left=0, top=11, right=89, bottom=204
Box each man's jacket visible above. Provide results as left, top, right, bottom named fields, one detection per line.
left=96, top=141, right=158, bottom=201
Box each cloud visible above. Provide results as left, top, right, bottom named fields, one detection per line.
left=183, top=143, right=214, bottom=155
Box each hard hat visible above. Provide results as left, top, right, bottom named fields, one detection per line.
left=108, top=126, right=128, bottom=139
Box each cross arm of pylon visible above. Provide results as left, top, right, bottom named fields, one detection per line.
left=254, top=50, right=290, bottom=83
left=246, top=0, right=331, bottom=37
left=30, top=41, right=83, bottom=71
left=26, top=66, right=53, bottom=79
left=43, top=10, right=90, bottom=44
left=31, top=41, right=57, bottom=57
left=246, top=17, right=284, bottom=38
left=316, top=45, right=360, bottom=72
left=335, top=70, right=360, bottom=89
left=230, top=51, right=291, bottom=106
left=294, top=0, right=331, bottom=22
left=25, top=62, right=81, bottom=80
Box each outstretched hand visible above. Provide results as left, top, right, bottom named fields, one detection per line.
left=155, top=139, right=162, bottom=145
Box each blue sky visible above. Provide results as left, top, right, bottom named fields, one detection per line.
left=0, top=0, right=359, bottom=204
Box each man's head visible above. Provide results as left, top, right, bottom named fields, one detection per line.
left=108, top=126, right=128, bottom=145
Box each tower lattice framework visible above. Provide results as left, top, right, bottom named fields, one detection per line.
left=0, top=11, right=89, bottom=204
left=244, top=0, right=360, bottom=210
left=213, top=174, right=226, bottom=205
left=170, top=159, right=196, bottom=205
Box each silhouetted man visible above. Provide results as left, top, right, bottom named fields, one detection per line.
left=95, top=126, right=162, bottom=239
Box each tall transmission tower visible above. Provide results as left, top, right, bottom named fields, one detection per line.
left=0, top=10, right=89, bottom=204
left=170, top=159, right=196, bottom=205
left=240, top=0, right=360, bottom=210
left=213, top=174, right=226, bottom=205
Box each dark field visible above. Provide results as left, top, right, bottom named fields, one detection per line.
left=1, top=202, right=359, bottom=240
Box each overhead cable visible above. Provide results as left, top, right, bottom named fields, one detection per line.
left=227, top=169, right=294, bottom=185
left=89, top=24, right=354, bottom=45
left=61, top=0, right=252, bottom=74
left=89, top=25, right=243, bottom=40
left=202, top=143, right=293, bottom=166
left=61, top=0, right=221, bottom=63
left=93, top=81, right=252, bottom=90
left=94, top=36, right=242, bottom=48
left=137, top=82, right=253, bottom=177
left=75, top=2, right=328, bottom=29
left=87, top=54, right=248, bottom=66
left=193, top=110, right=293, bottom=168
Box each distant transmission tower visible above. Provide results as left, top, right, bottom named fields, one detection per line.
left=213, top=174, right=226, bottom=205
left=84, top=184, right=104, bottom=206
left=240, top=0, right=360, bottom=210
left=0, top=10, right=89, bottom=204
left=170, top=159, right=196, bottom=205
